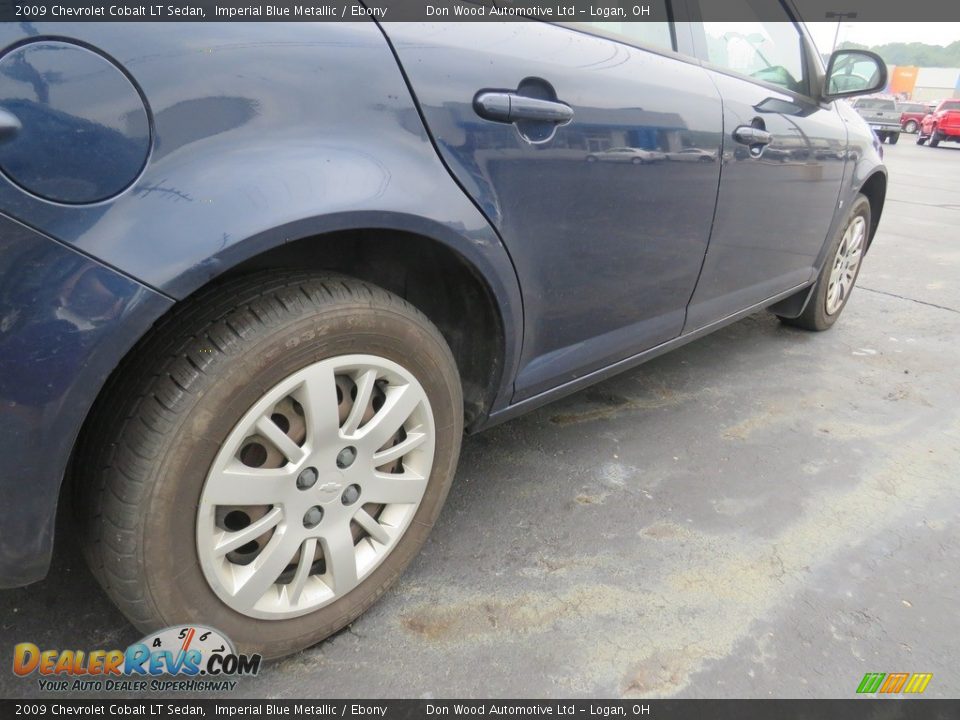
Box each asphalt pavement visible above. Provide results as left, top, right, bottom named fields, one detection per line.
left=2, top=138, right=958, bottom=699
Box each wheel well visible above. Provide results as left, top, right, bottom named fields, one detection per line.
left=859, top=171, right=887, bottom=245
left=221, top=229, right=505, bottom=430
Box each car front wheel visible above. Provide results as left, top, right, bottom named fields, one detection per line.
left=75, top=272, right=463, bottom=658
left=777, top=194, right=870, bottom=332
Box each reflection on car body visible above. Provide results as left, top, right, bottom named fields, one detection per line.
left=585, top=147, right=666, bottom=164
left=666, top=148, right=717, bottom=162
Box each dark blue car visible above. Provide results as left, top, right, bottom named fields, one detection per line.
left=0, top=8, right=888, bottom=657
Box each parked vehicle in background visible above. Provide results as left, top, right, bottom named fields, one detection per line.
left=586, top=147, right=666, bottom=164
left=898, top=101, right=935, bottom=134
left=851, top=97, right=901, bottom=143
left=666, top=148, right=716, bottom=162
left=0, top=15, right=888, bottom=660
left=917, top=99, right=960, bottom=147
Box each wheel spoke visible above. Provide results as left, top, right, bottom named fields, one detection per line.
left=215, top=506, right=283, bottom=556
left=372, top=431, right=427, bottom=467
left=255, top=415, right=306, bottom=465
left=342, top=369, right=378, bottom=435
left=320, top=524, right=359, bottom=595
left=353, top=508, right=391, bottom=545
left=295, top=364, right=341, bottom=453
left=204, top=462, right=291, bottom=506
left=232, top=527, right=301, bottom=610
left=359, top=383, right=421, bottom=450
left=364, top=470, right=428, bottom=505
left=287, top=537, right=317, bottom=605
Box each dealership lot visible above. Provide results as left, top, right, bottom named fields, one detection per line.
left=2, top=141, right=958, bottom=699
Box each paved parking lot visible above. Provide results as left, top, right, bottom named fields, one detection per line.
left=2, top=140, right=958, bottom=699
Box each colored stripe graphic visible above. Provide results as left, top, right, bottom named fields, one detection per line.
left=857, top=673, right=886, bottom=694
left=904, top=673, right=933, bottom=694
left=880, top=673, right=909, bottom=693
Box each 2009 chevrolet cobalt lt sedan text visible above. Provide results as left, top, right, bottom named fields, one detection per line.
left=0, top=7, right=888, bottom=657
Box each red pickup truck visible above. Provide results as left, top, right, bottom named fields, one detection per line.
left=918, top=99, right=960, bottom=147
left=899, top=102, right=934, bottom=133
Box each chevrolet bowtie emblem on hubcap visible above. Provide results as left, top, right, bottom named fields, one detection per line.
left=317, top=481, right=344, bottom=494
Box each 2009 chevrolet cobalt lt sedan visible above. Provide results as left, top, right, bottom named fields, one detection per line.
left=0, top=7, right=887, bottom=657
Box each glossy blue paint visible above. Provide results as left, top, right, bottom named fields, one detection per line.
left=384, top=22, right=725, bottom=400
left=0, top=18, right=886, bottom=587
left=0, top=40, right=151, bottom=204
left=0, top=213, right=171, bottom=587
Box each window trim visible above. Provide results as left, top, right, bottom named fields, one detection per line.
left=683, top=0, right=822, bottom=104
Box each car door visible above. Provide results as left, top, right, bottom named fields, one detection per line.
left=381, top=17, right=723, bottom=401
left=681, top=0, right=848, bottom=330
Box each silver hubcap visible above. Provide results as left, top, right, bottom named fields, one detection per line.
left=196, top=354, right=435, bottom=620
left=825, top=215, right=865, bottom=316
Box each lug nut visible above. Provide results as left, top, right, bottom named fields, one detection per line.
left=336, top=446, right=357, bottom=469
left=297, top=467, right=319, bottom=490
left=341, top=484, right=361, bottom=506
left=303, top=506, right=323, bottom=529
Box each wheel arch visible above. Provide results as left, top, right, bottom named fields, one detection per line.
left=858, top=170, right=887, bottom=246
left=73, top=215, right=516, bottom=459
left=217, top=224, right=511, bottom=431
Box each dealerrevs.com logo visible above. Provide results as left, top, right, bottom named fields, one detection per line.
left=13, top=625, right=261, bottom=692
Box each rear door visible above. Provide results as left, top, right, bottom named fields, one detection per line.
left=381, top=17, right=724, bottom=400
left=682, top=0, right=848, bottom=329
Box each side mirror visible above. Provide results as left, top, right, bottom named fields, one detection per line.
left=823, top=49, right=888, bottom=100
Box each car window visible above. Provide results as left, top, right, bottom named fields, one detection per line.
left=855, top=99, right=896, bottom=110
left=899, top=103, right=927, bottom=113
left=942, top=100, right=960, bottom=111
left=572, top=1, right=673, bottom=52
left=698, top=0, right=806, bottom=94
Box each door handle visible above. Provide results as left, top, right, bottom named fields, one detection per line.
left=733, top=125, right=772, bottom=146
left=0, top=108, right=22, bottom=145
left=474, top=92, right=573, bottom=124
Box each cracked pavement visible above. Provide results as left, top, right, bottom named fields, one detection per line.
left=2, top=140, right=959, bottom=700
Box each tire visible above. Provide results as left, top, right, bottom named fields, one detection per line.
left=586, top=155, right=597, bottom=163
left=631, top=157, right=643, bottom=164
left=930, top=128, right=941, bottom=147
left=777, top=194, right=871, bottom=332
left=905, top=120, right=918, bottom=133
left=74, top=272, right=463, bottom=658
left=888, top=133, right=900, bottom=145
left=917, top=132, right=927, bottom=145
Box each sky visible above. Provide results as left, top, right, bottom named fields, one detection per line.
left=805, top=22, right=960, bottom=53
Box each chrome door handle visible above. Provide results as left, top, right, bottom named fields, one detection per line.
left=733, top=126, right=772, bottom=146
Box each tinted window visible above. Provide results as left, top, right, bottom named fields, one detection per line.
left=898, top=103, right=928, bottom=113
left=942, top=100, right=960, bottom=111
left=856, top=99, right=896, bottom=110
left=699, top=1, right=806, bottom=94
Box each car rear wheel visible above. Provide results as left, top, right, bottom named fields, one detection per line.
left=904, top=120, right=918, bottom=133
left=888, top=132, right=900, bottom=145
left=777, top=194, right=870, bottom=332
left=930, top=128, right=942, bottom=147
left=917, top=132, right=927, bottom=145
left=74, top=272, right=463, bottom=657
